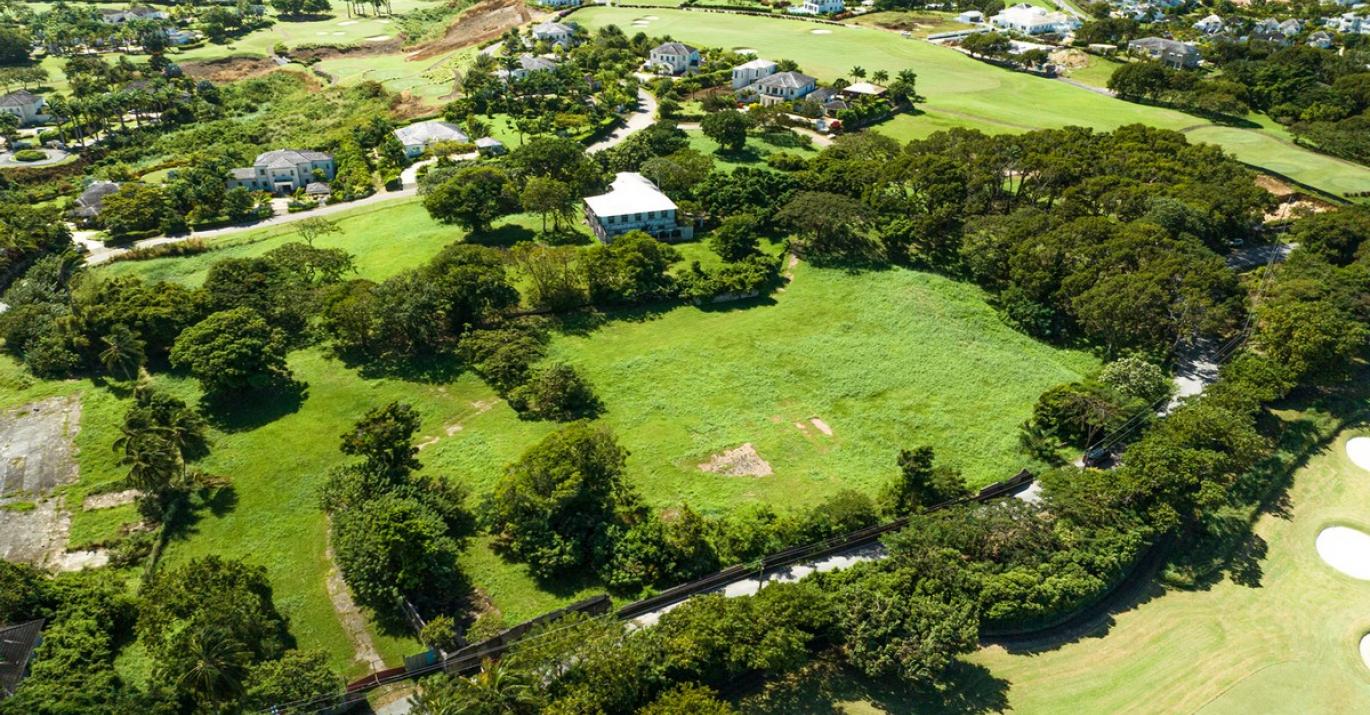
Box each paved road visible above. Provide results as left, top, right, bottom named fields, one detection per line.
left=586, top=88, right=657, bottom=154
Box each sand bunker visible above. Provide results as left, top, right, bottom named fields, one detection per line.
left=1347, top=437, right=1370, bottom=472
left=645, top=15, right=659, bottom=19
left=1361, top=633, right=1370, bottom=670
left=734, top=47, right=757, bottom=54
left=632, top=20, right=650, bottom=26
left=811, top=29, right=833, bottom=34
left=1316, top=526, right=1370, bottom=580
left=338, top=20, right=358, bottom=26
left=366, top=35, right=391, bottom=42
left=699, top=443, right=773, bottom=477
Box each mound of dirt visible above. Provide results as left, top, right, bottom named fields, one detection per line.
left=1049, top=49, right=1089, bottom=71
left=408, top=0, right=531, bottom=62
left=180, top=55, right=281, bottom=82
left=699, top=443, right=773, bottom=477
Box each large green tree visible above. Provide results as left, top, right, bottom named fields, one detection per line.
left=170, top=307, right=292, bottom=397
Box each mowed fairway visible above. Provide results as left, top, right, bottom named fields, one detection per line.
left=967, top=428, right=1370, bottom=713
left=574, top=8, right=1370, bottom=198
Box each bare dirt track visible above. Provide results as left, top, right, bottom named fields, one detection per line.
left=407, top=0, right=531, bottom=62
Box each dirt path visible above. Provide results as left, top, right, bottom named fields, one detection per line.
left=324, top=522, right=387, bottom=672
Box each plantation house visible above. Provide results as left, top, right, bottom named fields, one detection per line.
left=1129, top=37, right=1200, bottom=68
left=532, top=21, right=576, bottom=47
left=756, top=71, right=817, bottom=105
left=990, top=4, right=1080, bottom=35
left=648, top=42, right=700, bottom=75
left=732, top=58, right=778, bottom=89
left=0, top=90, right=45, bottom=126
left=796, top=0, right=844, bottom=14
left=227, top=149, right=335, bottom=194
left=583, top=172, right=693, bottom=243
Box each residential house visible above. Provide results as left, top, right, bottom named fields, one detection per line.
left=533, top=0, right=580, bottom=7
left=957, top=10, right=984, bottom=23
left=305, top=182, right=331, bottom=202
left=0, top=90, right=46, bottom=126
left=1308, top=30, right=1333, bottom=48
left=1193, top=14, right=1225, bottom=34
left=1252, top=17, right=1282, bottom=35
left=70, top=181, right=120, bottom=225
left=648, top=42, right=700, bottom=75
left=476, top=137, right=506, bottom=156
left=98, top=6, right=168, bottom=23
left=0, top=620, right=45, bottom=699
left=1327, top=13, right=1370, bottom=35
left=583, top=172, right=692, bottom=243
left=1278, top=18, right=1304, bottom=37
left=394, top=120, right=470, bottom=158
left=1129, top=37, right=1200, bottom=68
left=731, top=58, right=778, bottom=89
left=796, top=0, right=844, bottom=14
left=165, top=28, right=198, bottom=45
left=496, top=54, right=558, bottom=82
left=532, top=21, right=576, bottom=47
left=226, top=149, right=335, bottom=194
left=756, top=70, right=817, bottom=105
left=840, top=81, right=887, bottom=99
left=990, top=4, right=1081, bottom=35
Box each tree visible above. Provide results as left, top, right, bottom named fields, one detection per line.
left=98, top=323, right=145, bottom=380
left=332, top=493, right=468, bottom=618
left=114, top=383, right=209, bottom=518
left=508, top=135, right=601, bottom=196
left=701, top=109, right=752, bottom=153
left=99, top=183, right=168, bottom=240
left=410, top=660, right=543, bottom=715
left=245, top=650, right=344, bottom=713
left=708, top=213, right=761, bottom=262
left=485, top=422, right=632, bottom=578
left=639, top=684, right=736, bottom=715
left=424, top=165, right=520, bottom=233
left=640, top=149, right=714, bottom=197
left=1097, top=356, right=1172, bottom=404
left=170, top=307, right=292, bottom=397
left=520, top=175, right=574, bottom=232
left=507, top=363, right=602, bottom=421
left=583, top=231, right=680, bottom=304
left=1108, top=61, right=1172, bottom=101
left=960, top=32, right=1011, bottom=59
left=0, top=27, right=32, bottom=65
left=881, top=446, right=969, bottom=515
left=776, top=191, right=875, bottom=262
left=340, top=401, right=422, bottom=480
left=507, top=243, right=587, bottom=311
left=1286, top=207, right=1370, bottom=266
left=161, top=624, right=253, bottom=710
left=849, top=65, right=867, bottom=80
left=295, top=216, right=343, bottom=246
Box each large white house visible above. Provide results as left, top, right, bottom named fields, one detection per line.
left=533, top=0, right=579, bottom=7
left=98, top=6, right=167, bottom=23
left=532, top=21, right=576, bottom=47
left=731, top=58, right=778, bottom=89
left=1129, top=37, right=1200, bottom=68
left=584, top=173, right=692, bottom=243
left=227, top=149, right=335, bottom=194
left=795, top=0, right=844, bottom=14
left=1193, top=14, right=1225, bottom=34
left=648, top=42, right=700, bottom=75
left=394, top=120, right=470, bottom=158
left=0, top=90, right=46, bottom=126
left=990, top=4, right=1080, bottom=35
left=755, top=71, right=817, bottom=105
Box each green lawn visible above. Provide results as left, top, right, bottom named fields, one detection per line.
left=684, top=127, right=822, bottom=171
left=575, top=8, right=1370, bottom=199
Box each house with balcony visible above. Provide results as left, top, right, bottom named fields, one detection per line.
left=731, top=58, right=778, bottom=89
left=584, top=172, right=692, bottom=243
left=755, top=71, right=817, bottom=105
left=990, top=4, right=1081, bottom=35
left=532, top=21, right=576, bottom=47
left=648, top=42, right=700, bottom=75
left=1129, top=37, right=1200, bottom=68
left=227, top=149, right=335, bottom=194
left=394, top=120, right=470, bottom=158
left=0, top=90, right=45, bottom=126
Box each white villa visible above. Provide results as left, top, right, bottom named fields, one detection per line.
left=990, top=4, right=1081, bottom=35
left=394, top=120, right=470, bottom=158
left=98, top=6, right=167, bottom=23
left=1193, top=14, right=1225, bottom=34
left=731, top=58, right=778, bottom=89
left=583, top=173, right=692, bottom=243
left=756, top=71, right=817, bottom=105
left=227, top=149, right=335, bottom=194
left=796, top=0, right=844, bottom=14
left=648, top=42, right=700, bottom=75
left=957, top=10, right=984, bottom=23
left=0, top=90, right=46, bottom=126
left=1129, top=37, right=1200, bottom=68
left=533, top=0, right=579, bottom=6
left=532, top=21, right=575, bottom=47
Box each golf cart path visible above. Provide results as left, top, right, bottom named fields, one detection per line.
left=587, top=88, right=657, bottom=154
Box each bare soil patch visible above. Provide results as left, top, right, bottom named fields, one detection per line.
left=180, top=55, right=280, bottom=82
left=809, top=417, right=833, bottom=436
left=699, top=443, right=773, bottom=477
left=1255, top=173, right=1297, bottom=197
left=407, top=0, right=530, bottom=62
left=83, top=488, right=142, bottom=510
left=1048, top=49, right=1089, bottom=71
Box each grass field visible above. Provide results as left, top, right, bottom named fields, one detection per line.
left=684, top=127, right=822, bottom=170
left=575, top=8, right=1370, bottom=198
left=93, top=194, right=1096, bottom=660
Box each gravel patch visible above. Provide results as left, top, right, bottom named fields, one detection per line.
left=699, top=443, right=773, bottom=477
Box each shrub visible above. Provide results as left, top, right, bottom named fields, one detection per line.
left=12, top=149, right=46, bottom=162
left=507, top=363, right=602, bottom=421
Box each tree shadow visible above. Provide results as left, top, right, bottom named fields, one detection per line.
left=201, top=379, right=308, bottom=433
left=739, top=658, right=1009, bottom=715
left=468, top=223, right=537, bottom=248
left=351, top=351, right=468, bottom=385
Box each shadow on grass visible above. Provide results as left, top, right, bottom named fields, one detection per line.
left=740, top=657, right=1009, bottom=715
left=349, top=350, right=468, bottom=385
left=468, top=223, right=537, bottom=248
left=202, top=379, right=308, bottom=433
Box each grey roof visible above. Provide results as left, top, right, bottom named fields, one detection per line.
left=0, top=620, right=44, bottom=696
left=757, top=71, right=815, bottom=89
left=0, top=89, right=39, bottom=108
left=76, top=180, right=120, bottom=210
left=475, top=137, right=503, bottom=147
left=1131, top=37, right=1196, bottom=54
left=652, top=42, right=697, bottom=56
left=519, top=55, right=558, bottom=72
left=305, top=181, right=331, bottom=195
left=395, top=120, right=469, bottom=146
left=533, top=21, right=573, bottom=35
left=229, top=167, right=256, bottom=180
left=254, top=149, right=332, bottom=168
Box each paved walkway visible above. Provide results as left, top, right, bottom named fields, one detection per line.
left=586, top=88, right=657, bottom=154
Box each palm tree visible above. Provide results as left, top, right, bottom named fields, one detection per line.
left=849, top=65, right=867, bottom=80
left=99, top=324, right=145, bottom=380
left=871, top=69, right=889, bottom=85
left=410, top=660, right=543, bottom=715
left=166, top=625, right=252, bottom=709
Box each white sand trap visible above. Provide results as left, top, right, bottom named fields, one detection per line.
left=699, top=443, right=773, bottom=477
left=1361, top=633, right=1370, bottom=669
left=810, top=417, right=833, bottom=436
left=645, top=15, right=659, bottom=19
left=365, top=35, right=390, bottom=42
left=1316, top=526, right=1370, bottom=580
left=338, top=20, right=358, bottom=26
left=734, top=48, right=757, bottom=55
left=1347, top=437, right=1370, bottom=472
left=811, top=29, right=833, bottom=34
left=332, top=31, right=345, bottom=36
left=632, top=20, right=650, bottom=25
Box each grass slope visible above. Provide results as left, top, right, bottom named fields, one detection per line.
left=574, top=8, right=1370, bottom=198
